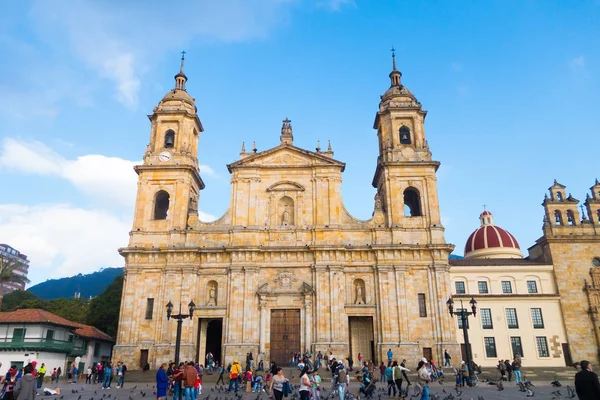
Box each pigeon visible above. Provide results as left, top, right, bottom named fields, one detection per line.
left=526, top=388, right=535, bottom=397
left=78, top=395, right=82, bottom=400
left=566, top=385, right=576, bottom=398
left=551, top=376, right=562, bottom=387
left=550, top=390, right=562, bottom=397
left=478, top=396, right=485, bottom=400
left=496, top=380, right=504, bottom=391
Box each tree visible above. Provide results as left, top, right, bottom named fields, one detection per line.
left=1, top=290, right=39, bottom=311
left=87, top=274, right=123, bottom=338
left=0, top=256, right=31, bottom=309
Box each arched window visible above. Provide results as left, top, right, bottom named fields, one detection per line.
left=403, top=187, right=422, bottom=217
left=554, top=210, right=563, bottom=226
left=566, top=210, right=576, bottom=226
left=399, top=126, right=411, bottom=145
left=556, top=192, right=563, bottom=201
left=164, top=130, right=175, bottom=148
left=154, top=191, right=170, bottom=220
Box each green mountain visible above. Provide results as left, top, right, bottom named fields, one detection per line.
left=27, top=267, right=124, bottom=300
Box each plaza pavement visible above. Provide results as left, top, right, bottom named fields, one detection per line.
left=38, top=366, right=580, bottom=400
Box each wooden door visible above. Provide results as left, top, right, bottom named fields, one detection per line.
left=460, top=344, right=471, bottom=363
left=349, top=317, right=374, bottom=364
left=423, top=347, right=433, bottom=363
left=270, top=309, right=300, bottom=365
left=562, top=343, right=573, bottom=366
left=139, top=349, right=149, bottom=368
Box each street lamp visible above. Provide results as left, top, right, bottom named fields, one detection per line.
left=446, top=297, right=477, bottom=387
left=166, top=300, right=196, bottom=366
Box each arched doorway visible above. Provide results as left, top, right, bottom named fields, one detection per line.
left=205, top=319, right=223, bottom=364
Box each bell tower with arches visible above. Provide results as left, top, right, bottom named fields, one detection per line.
left=372, top=49, right=446, bottom=243
left=131, top=52, right=205, bottom=237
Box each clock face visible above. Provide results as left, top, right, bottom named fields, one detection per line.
left=159, top=151, right=171, bottom=162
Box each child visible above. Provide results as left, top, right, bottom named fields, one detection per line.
left=245, top=370, right=253, bottom=392
left=194, top=374, right=202, bottom=397
left=252, top=375, right=263, bottom=393
left=265, top=371, right=271, bottom=387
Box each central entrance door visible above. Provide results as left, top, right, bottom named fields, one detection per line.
left=349, top=317, right=374, bottom=364
left=270, top=309, right=300, bottom=365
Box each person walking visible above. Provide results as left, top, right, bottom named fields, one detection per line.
left=385, top=362, right=396, bottom=396
left=269, top=367, right=287, bottom=400
left=183, top=362, right=197, bottom=400
left=116, top=362, right=124, bottom=388
left=156, top=363, right=169, bottom=400
left=575, top=360, right=600, bottom=399
left=14, top=364, right=37, bottom=400
left=504, top=360, right=512, bottom=382
left=227, top=360, right=241, bottom=393
left=102, top=363, right=113, bottom=389
left=1, top=365, right=19, bottom=400
left=387, top=349, right=393, bottom=363
left=511, top=357, right=522, bottom=384
left=310, top=370, right=321, bottom=400
left=215, top=364, right=225, bottom=386
left=444, top=350, right=451, bottom=367
left=299, top=366, right=311, bottom=400
left=36, top=364, right=46, bottom=389
left=417, top=361, right=430, bottom=400
left=379, top=362, right=386, bottom=383
left=55, top=367, right=61, bottom=384
left=393, top=360, right=410, bottom=394
left=401, top=359, right=411, bottom=386
left=336, top=364, right=347, bottom=400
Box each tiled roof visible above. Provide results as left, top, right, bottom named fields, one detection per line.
left=0, top=309, right=80, bottom=328
left=449, top=258, right=549, bottom=267
left=0, top=309, right=114, bottom=342
left=72, top=323, right=114, bottom=342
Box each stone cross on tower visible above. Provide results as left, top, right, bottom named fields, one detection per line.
left=280, top=117, right=293, bottom=145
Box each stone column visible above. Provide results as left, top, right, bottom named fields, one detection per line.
left=304, top=296, right=313, bottom=352
left=259, top=295, right=268, bottom=354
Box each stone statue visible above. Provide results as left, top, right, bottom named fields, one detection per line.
left=374, top=193, right=382, bottom=210
left=282, top=206, right=291, bottom=225
left=355, top=284, right=365, bottom=304
left=189, top=196, right=198, bottom=212
left=207, top=284, right=217, bottom=306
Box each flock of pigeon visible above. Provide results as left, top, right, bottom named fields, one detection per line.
left=40, top=372, right=577, bottom=400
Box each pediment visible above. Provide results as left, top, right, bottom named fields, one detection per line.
left=227, top=144, right=345, bottom=172
left=267, top=181, right=305, bottom=192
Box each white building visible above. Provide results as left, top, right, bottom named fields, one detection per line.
left=449, top=211, right=569, bottom=367
left=0, top=309, right=114, bottom=373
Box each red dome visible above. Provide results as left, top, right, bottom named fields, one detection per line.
left=464, top=211, right=522, bottom=259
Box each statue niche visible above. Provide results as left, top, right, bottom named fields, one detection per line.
left=354, top=278, right=366, bottom=305
left=278, top=196, right=295, bottom=226
left=206, top=281, right=218, bottom=306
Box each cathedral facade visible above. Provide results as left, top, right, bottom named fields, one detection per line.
left=112, top=55, right=460, bottom=368
left=113, top=55, right=600, bottom=370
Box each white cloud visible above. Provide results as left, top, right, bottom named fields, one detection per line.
left=318, top=0, right=355, bottom=11
left=28, top=0, right=300, bottom=108
left=0, top=138, right=139, bottom=207
left=0, top=204, right=130, bottom=284
left=570, top=55, right=585, bottom=71
left=0, top=138, right=218, bottom=284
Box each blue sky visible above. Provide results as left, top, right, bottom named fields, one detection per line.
left=0, top=0, right=598, bottom=286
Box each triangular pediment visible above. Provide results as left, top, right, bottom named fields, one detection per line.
left=227, top=144, right=345, bottom=172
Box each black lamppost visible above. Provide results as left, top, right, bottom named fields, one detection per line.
left=446, top=297, right=477, bottom=387
left=166, top=300, right=196, bottom=366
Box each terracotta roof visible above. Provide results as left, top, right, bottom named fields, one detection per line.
left=449, top=258, right=548, bottom=267
left=0, top=309, right=80, bottom=328
left=72, top=323, right=114, bottom=343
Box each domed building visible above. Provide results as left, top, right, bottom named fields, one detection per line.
left=464, top=211, right=522, bottom=260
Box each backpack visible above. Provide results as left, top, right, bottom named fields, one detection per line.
left=337, top=369, right=347, bottom=384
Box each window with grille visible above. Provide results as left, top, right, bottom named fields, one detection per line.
left=506, top=308, right=519, bottom=328
left=536, top=336, right=549, bottom=357
left=484, top=337, right=497, bottom=358
left=455, top=281, right=466, bottom=294
left=480, top=308, right=493, bottom=329
left=478, top=281, right=489, bottom=294
left=501, top=281, right=513, bottom=294
left=531, top=308, right=544, bottom=328
left=418, top=293, right=427, bottom=317
left=145, top=298, right=154, bottom=320
left=527, top=280, right=538, bottom=294
left=511, top=336, right=524, bottom=357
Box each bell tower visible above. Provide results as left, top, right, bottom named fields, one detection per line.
left=372, top=50, right=445, bottom=243
left=130, top=52, right=205, bottom=241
